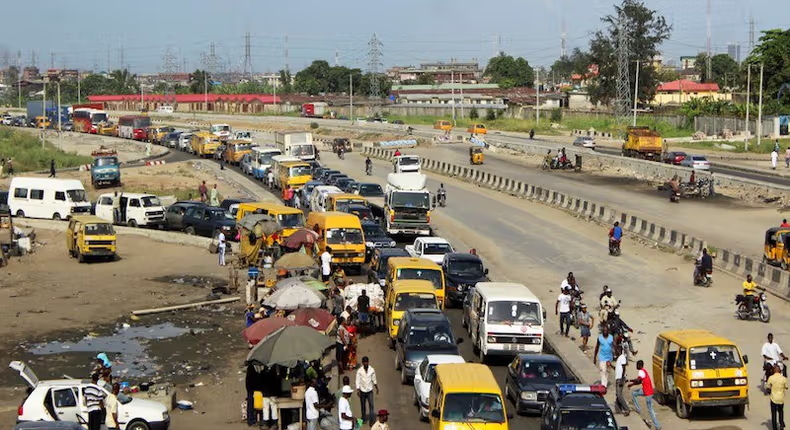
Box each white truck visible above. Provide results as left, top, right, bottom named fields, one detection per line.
left=275, top=131, right=316, bottom=161
left=393, top=155, right=421, bottom=173
left=404, top=237, right=454, bottom=264
left=384, top=173, right=432, bottom=236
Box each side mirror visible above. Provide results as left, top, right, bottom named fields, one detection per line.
left=484, top=268, right=489, bottom=275
left=506, top=411, right=514, bottom=420
left=543, top=310, right=547, bottom=320
left=743, top=354, right=749, bottom=364
left=456, top=337, right=464, bottom=344
left=431, top=409, right=441, bottom=419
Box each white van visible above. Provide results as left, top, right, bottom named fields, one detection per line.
left=251, top=148, right=283, bottom=180
left=309, top=185, right=342, bottom=212
left=393, top=155, right=422, bottom=173
left=10, top=361, right=170, bottom=430
left=8, top=178, right=91, bottom=220
left=270, top=155, right=301, bottom=189
left=156, top=105, right=174, bottom=114
left=95, top=192, right=166, bottom=228
left=465, top=282, right=545, bottom=361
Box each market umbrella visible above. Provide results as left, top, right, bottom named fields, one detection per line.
left=276, top=276, right=328, bottom=292
left=246, top=326, right=335, bottom=367
left=282, top=229, right=319, bottom=249
left=274, top=252, right=318, bottom=270
left=286, top=308, right=334, bottom=332
left=242, top=317, right=295, bottom=345
left=263, top=285, right=323, bottom=310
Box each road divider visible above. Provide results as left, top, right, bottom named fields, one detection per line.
left=364, top=146, right=790, bottom=300
left=145, top=160, right=166, bottom=166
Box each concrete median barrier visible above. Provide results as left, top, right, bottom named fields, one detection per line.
left=362, top=146, right=790, bottom=299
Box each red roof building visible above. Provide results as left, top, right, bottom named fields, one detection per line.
left=87, top=93, right=281, bottom=114
left=656, top=80, right=720, bottom=93
left=654, top=80, right=729, bottom=104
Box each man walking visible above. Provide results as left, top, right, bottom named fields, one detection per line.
left=84, top=373, right=107, bottom=430
left=578, top=303, right=594, bottom=350
left=614, top=346, right=630, bottom=416
left=217, top=229, right=226, bottom=266
left=199, top=181, right=208, bottom=202
left=357, top=290, right=370, bottom=334
left=336, top=317, right=350, bottom=375
left=594, top=325, right=614, bottom=387
left=305, top=378, right=320, bottom=430
left=321, top=247, right=333, bottom=283
left=112, top=191, right=121, bottom=224
left=105, top=383, right=120, bottom=430
left=338, top=386, right=355, bottom=430
left=356, top=356, right=378, bottom=426
left=767, top=364, right=787, bottom=430
left=210, top=184, right=220, bottom=207
left=49, top=159, right=56, bottom=177
left=785, top=146, right=790, bottom=169
left=629, top=360, right=661, bottom=430
left=772, top=149, right=779, bottom=170
left=555, top=286, right=572, bottom=337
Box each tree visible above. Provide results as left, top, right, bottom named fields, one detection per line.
left=469, top=108, right=479, bottom=119
left=745, top=28, right=790, bottom=113
left=358, top=73, right=392, bottom=97
left=694, top=53, right=739, bottom=88
left=278, top=69, right=293, bottom=93
left=109, top=69, right=138, bottom=94
left=188, top=70, right=210, bottom=94
left=655, top=67, right=680, bottom=83
left=587, top=0, right=671, bottom=106
left=415, top=74, right=436, bottom=85
left=551, top=48, right=593, bottom=82
left=484, top=53, right=535, bottom=87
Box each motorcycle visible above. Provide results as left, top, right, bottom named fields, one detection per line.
left=436, top=191, right=447, bottom=207
left=693, top=263, right=713, bottom=287
left=735, top=292, right=770, bottom=322
left=608, top=314, right=637, bottom=356
left=569, top=290, right=584, bottom=328
left=365, top=163, right=373, bottom=176
left=550, top=158, right=574, bottom=170
left=608, top=238, right=621, bottom=256
left=406, top=127, right=414, bottom=136
left=669, top=190, right=681, bottom=203
left=763, top=361, right=787, bottom=392
left=337, top=149, right=345, bottom=160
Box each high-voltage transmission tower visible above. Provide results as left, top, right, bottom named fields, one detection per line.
left=242, top=32, right=254, bottom=80
left=614, top=11, right=632, bottom=129
left=162, top=47, right=179, bottom=105
left=367, top=34, right=383, bottom=106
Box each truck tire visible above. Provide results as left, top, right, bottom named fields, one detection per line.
left=77, top=250, right=85, bottom=264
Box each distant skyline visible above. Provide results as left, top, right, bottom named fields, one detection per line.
left=0, top=0, right=783, bottom=74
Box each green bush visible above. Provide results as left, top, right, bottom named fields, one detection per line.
left=469, top=109, right=479, bottom=120
left=0, top=128, right=92, bottom=173
left=550, top=108, right=563, bottom=122
left=486, top=109, right=497, bottom=121
left=309, top=122, right=319, bottom=129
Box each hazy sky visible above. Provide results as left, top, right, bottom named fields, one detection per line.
left=0, top=0, right=782, bottom=73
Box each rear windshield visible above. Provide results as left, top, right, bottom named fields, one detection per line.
left=396, top=268, right=443, bottom=289
left=394, top=293, right=437, bottom=311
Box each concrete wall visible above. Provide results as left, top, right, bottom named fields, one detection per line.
left=363, top=146, right=790, bottom=301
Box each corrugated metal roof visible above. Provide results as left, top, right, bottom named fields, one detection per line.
left=657, top=80, right=719, bottom=93
left=87, top=94, right=280, bottom=103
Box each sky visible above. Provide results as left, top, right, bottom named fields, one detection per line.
left=0, top=0, right=783, bottom=74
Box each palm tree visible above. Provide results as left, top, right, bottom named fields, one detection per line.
left=109, top=69, right=138, bottom=94
left=189, top=70, right=210, bottom=94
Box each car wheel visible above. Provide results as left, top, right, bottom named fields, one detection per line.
left=401, top=366, right=408, bottom=385
left=77, top=250, right=85, bottom=264
left=125, top=420, right=151, bottom=430
left=675, top=392, right=690, bottom=419
left=185, top=226, right=196, bottom=235
left=128, top=219, right=138, bottom=228
left=15, top=210, right=24, bottom=218
left=395, top=353, right=401, bottom=371
left=52, top=213, right=61, bottom=221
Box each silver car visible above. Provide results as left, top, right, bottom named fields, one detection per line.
left=680, top=155, right=711, bottom=170
left=572, top=136, right=596, bottom=149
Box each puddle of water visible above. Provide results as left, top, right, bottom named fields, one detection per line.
left=28, top=323, right=199, bottom=378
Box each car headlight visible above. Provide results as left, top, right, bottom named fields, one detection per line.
left=487, top=336, right=496, bottom=343
left=222, top=226, right=231, bottom=230
left=521, top=391, right=538, bottom=401
left=735, top=378, right=748, bottom=385
left=405, top=360, right=418, bottom=368
left=163, top=411, right=169, bottom=420
left=389, top=241, right=396, bottom=247
left=366, top=242, right=374, bottom=247
left=691, top=380, right=704, bottom=388
left=357, top=253, right=365, bottom=257
left=379, top=279, right=386, bottom=286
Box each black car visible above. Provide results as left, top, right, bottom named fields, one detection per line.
left=345, top=203, right=374, bottom=221
left=442, top=253, right=489, bottom=307
left=504, top=354, right=575, bottom=415
left=395, top=309, right=463, bottom=384
left=0, top=190, right=8, bottom=212
left=182, top=206, right=237, bottom=238
left=318, top=169, right=340, bottom=182
left=361, top=220, right=395, bottom=260
left=326, top=173, right=349, bottom=186
left=219, top=198, right=254, bottom=218
left=392, top=119, right=405, bottom=125
left=336, top=177, right=355, bottom=192
left=61, top=122, right=74, bottom=132
left=368, top=247, right=410, bottom=287
left=355, top=183, right=385, bottom=198
left=165, top=201, right=206, bottom=231
left=540, top=384, right=624, bottom=430
left=162, top=131, right=182, bottom=148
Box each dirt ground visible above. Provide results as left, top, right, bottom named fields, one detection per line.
left=12, top=128, right=168, bottom=164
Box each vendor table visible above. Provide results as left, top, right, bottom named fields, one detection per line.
left=275, top=397, right=304, bottom=430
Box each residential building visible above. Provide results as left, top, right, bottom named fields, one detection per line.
left=679, top=56, right=697, bottom=70
left=727, top=43, right=741, bottom=63
left=653, top=79, right=730, bottom=105
left=22, top=66, right=40, bottom=81
left=386, top=59, right=482, bottom=84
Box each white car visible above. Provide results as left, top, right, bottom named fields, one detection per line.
left=405, top=237, right=454, bottom=265
left=178, top=133, right=193, bottom=152
left=10, top=361, right=170, bottom=430
left=572, top=136, right=596, bottom=149
left=680, top=155, right=711, bottom=170
left=413, top=354, right=465, bottom=420
left=156, top=105, right=173, bottom=114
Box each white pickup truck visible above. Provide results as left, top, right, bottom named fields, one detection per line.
left=404, top=237, right=455, bottom=264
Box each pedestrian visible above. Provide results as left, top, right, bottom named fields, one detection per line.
left=593, top=325, right=614, bottom=387
left=555, top=286, right=572, bottom=337
left=783, top=219, right=790, bottom=228
left=305, top=377, right=320, bottom=430
left=210, top=184, right=219, bottom=207
left=112, top=191, right=121, bottom=224
left=336, top=317, right=349, bottom=375
left=49, top=159, right=56, bottom=177
left=199, top=181, right=208, bottom=202
left=293, top=190, right=301, bottom=209
left=767, top=364, right=788, bottom=430
left=336, top=376, right=352, bottom=409
left=776, top=139, right=782, bottom=154
left=267, top=170, right=274, bottom=188
left=614, top=346, right=630, bottom=416
left=217, top=229, right=226, bottom=266
left=331, top=288, right=345, bottom=318
left=629, top=359, right=661, bottom=430
left=0, top=158, right=4, bottom=178
left=371, top=410, right=389, bottom=430
left=6, top=158, right=13, bottom=176
left=785, top=147, right=790, bottom=169
left=321, top=246, right=333, bottom=283
left=356, top=356, right=378, bottom=426
left=145, top=140, right=152, bottom=157
left=105, top=383, right=120, bottom=430
left=259, top=366, right=280, bottom=428
left=245, top=364, right=259, bottom=426
left=357, top=290, right=370, bottom=333
left=772, top=149, right=779, bottom=170
left=338, top=386, right=355, bottom=430
left=578, top=303, right=594, bottom=350
left=84, top=373, right=106, bottom=430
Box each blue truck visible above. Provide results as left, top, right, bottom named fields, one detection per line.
left=25, top=101, right=69, bottom=127
left=90, top=148, right=121, bottom=188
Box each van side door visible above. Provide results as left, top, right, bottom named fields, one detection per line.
left=652, top=337, right=668, bottom=395
left=96, top=196, right=114, bottom=223
left=469, top=293, right=481, bottom=342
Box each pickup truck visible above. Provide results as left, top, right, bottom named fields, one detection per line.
left=404, top=237, right=454, bottom=264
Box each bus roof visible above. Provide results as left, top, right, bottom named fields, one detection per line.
left=391, top=280, right=436, bottom=294
left=434, top=363, right=501, bottom=394
left=70, top=215, right=112, bottom=224
left=387, top=256, right=440, bottom=269
left=658, top=330, right=737, bottom=348
left=473, top=282, right=539, bottom=303
left=330, top=193, right=367, bottom=201
left=238, top=201, right=302, bottom=214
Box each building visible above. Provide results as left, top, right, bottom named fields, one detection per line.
left=87, top=93, right=280, bottom=114
left=727, top=43, right=741, bottom=63
left=679, top=56, right=697, bottom=70
left=653, top=80, right=730, bottom=105
left=386, top=59, right=482, bottom=84
left=46, top=69, right=80, bottom=81
left=22, top=67, right=40, bottom=81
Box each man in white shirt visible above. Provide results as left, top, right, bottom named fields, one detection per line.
left=555, top=286, right=572, bottom=337
left=105, top=383, right=120, bottom=430
left=763, top=333, right=789, bottom=378
left=338, top=385, right=355, bottom=430
left=560, top=272, right=574, bottom=290
left=356, top=356, right=379, bottom=426
left=614, top=347, right=630, bottom=415
left=217, top=231, right=226, bottom=266
left=321, top=247, right=333, bottom=283
left=304, top=378, right=320, bottom=430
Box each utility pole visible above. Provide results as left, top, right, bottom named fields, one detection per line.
left=242, top=33, right=253, bottom=80
left=632, top=60, right=640, bottom=126
left=615, top=11, right=631, bottom=128
left=757, top=63, right=764, bottom=148
left=706, top=0, right=712, bottom=81
left=77, top=70, right=81, bottom=104
left=460, top=78, right=464, bottom=119
left=50, top=52, right=55, bottom=69
left=41, top=78, right=46, bottom=147
left=204, top=72, right=208, bottom=111
left=283, top=34, right=290, bottom=72
left=17, top=51, right=21, bottom=109
left=349, top=74, right=354, bottom=123
left=367, top=33, right=383, bottom=113
left=748, top=16, right=755, bottom=56
left=535, top=70, right=540, bottom=126
left=744, top=65, right=751, bottom=150
left=57, top=78, right=61, bottom=149
left=273, top=79, right=277, bottom=112
left=451, top=71, right=456, bottom=125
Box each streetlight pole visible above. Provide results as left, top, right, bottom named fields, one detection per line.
left=536, top=70, right=541, bottom=127
left=77, top=70, right=81, bottom=104
left=632, top=60, right=640, bottom=127
left=57, top=79, right=62, bottom=149
left=451, top=71, right=456, bottom=126
left=204, top=73, right=208, bottom=112
left=349, top=74, right=354, bottom=123
left=756, top=63, right=764, bottom=148
left=745, top=65, right=751, bottom=151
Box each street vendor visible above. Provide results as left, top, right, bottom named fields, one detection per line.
left=332, top=266, right=348, bottom=288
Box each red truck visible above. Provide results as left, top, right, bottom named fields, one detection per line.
left=301, top=102, right=328, bottom=118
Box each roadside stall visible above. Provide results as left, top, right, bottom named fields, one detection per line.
left=342, top=283, right=385, bottom=331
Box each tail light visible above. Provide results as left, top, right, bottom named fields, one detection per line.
left=18, top=404, right=23, bottom=416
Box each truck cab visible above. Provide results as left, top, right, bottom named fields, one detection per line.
left=393, top=155, right=422, bottom=173
left=90, top=151, right=121, bottom=188
left=384, top=173, right=432, bottom=236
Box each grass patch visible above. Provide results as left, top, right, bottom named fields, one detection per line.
left=0, top=127, right=93, bottom=172
left=670, top=137, right=790, bottom=154
left=121, top=184, right=217, bottom=202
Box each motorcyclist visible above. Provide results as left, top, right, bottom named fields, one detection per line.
left=437, top=183, right=447, bottom=205
left=610, top=309, right=637, bottom=355
left=667, top=175, right=681, bottom=201
left=742, top=274, right=757, bottom=313
left=608, top=221, right=623, bottom=250
left=599, top=286, right=617, bottom=323
left=762, top=333, right=788, bottom=380
left=394, top=149, right=402, bottom=157
left=406, top=126, right=414, bottom=135
left=559, top=148, right=568, bottom=165
left=365, top=156, right=372, bottom=174
left=695, top=248, right=713, bottom=283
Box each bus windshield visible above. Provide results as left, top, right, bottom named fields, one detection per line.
left=487, top=301, right=541, bottom=325
left=258, top=151, right=281, bottom=165
left=689, top=345, right=743, bottom=370
left=326, top=228, right=364, bottom=245
left=396, top=268, right=442, bottom=289
left=441, top=393, right=505, bottom=423
left=141, top=196, right=162, bottom=207
left=91, top=113, right=108, bottom=124
left=278, top=213, right=305, bottom=228
left=391, top=192, right=430, bottom=209
left=85, top=223, right=114, bottom=236
left=289, top=166, right=312, bottom=177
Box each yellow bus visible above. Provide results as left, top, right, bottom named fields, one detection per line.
left=387, top=257, right=446, bottom=309
left=190, top=131, right=221, bottom=158
left=306, top=211, right=365, bottom=270
left=236, top=202, right=305, bottom=238
left=429, top=363, right=511, bottom=430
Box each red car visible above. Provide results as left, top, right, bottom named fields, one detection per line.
left=663, top=151, right=687, bottom=165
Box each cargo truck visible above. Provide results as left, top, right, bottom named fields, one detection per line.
left=90, top=148, right=121, bottom=188
left=301, top=102, right=328, bottom=118
left=622, top=126, right=662, bottom=160
left=384, top=173, right=432, bottom=236
left=26, top=101, right=55, bottom=127
left=275, top=131, right=316, bottom=161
